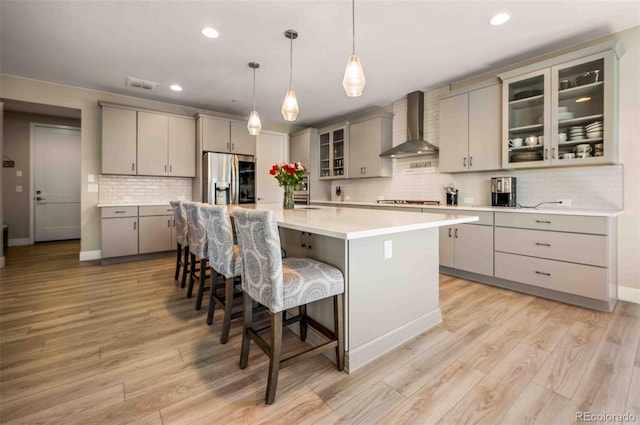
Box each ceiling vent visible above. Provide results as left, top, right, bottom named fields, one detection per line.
left=125, top=76, right=160, bottom=91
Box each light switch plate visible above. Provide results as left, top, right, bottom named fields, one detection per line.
left=384, top=240, right=393, bottom=259
left=88, top=174, right=95, bottom=183
left=16, top=185, right=23, bottom=193
left=16, top=170, right=22, bottom=177
left=88, top=184, right=98, bottom=193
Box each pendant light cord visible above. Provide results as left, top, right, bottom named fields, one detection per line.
left=289, top=35, right=293, bottom=89
left=352, top=0, right=355, bottom=54
left=252, top=67, right=256, bottom=110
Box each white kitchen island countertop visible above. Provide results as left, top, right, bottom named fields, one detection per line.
left=244, top=204, right=479, bottom=240
left=97, top=202, right=172, bottom=207
left=311, top=200, right=623, bottom=217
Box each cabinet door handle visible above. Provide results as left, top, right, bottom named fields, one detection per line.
left=170, top=165, right=172, bottom=173
left=164, top=165, right=167, bottom=172
left=463, top=157, right=467, bottom=167
left=551, top=148, right=556, bottom=159
left=115, top=210, right=126, bottom=214
left=448, top=227, right=452, bottom=238
left=454, top=228, right=458, bottom=238
left=173, top=218, right=176, bottom=227
left=168, top=219, right=170, bottom=228
left=131, top=163, right=135, bottom=172
left=544, top=148, right=549, bottom=160
left=535, top=220, right=552, bottom=224
left=535, top=242, right=551, bottom=247
left=307, top=233, right=312, bottom=250
left=535, top=271, right=551, bottom=276
left=133, top=221, right=137, bottom=230
left=469, top=156, right=473, bottom=167
left=227, top=143, right=230, bottom=150
left=232, top=143, right=235, bottom=151
left=300, top=231, right=306, bottom=248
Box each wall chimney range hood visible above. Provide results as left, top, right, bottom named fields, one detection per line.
left=380, top=91, right=439, bottom=158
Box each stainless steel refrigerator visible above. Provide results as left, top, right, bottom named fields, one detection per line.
left=203, top=152, right=256, bottom=204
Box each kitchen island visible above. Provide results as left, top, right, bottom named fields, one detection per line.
left=243, top=204, right=478, bottom=372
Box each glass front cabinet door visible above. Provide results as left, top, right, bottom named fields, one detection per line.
left=318, top=123, right=349, bottom=180
left=502, top=49, right=617, bottom=169
left=502, top=69, right=551, bottom=168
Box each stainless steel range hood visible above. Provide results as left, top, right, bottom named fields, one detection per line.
left=380, top=91, right=439, bottom=158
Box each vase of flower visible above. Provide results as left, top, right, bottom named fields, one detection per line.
left=283, top=185, right=295, bottom=209
left=269, top=162, right=307, bottom=210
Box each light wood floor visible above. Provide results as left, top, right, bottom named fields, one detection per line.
left=1, top=241, right=639, bottom=425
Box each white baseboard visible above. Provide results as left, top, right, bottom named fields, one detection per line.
left=0, top=256, right=5, bottom=269
left=79, top=250, right=101, bottom=261
left=8, top=238, right=30, bottom=247
left=618, top=286, right=640, bottom=304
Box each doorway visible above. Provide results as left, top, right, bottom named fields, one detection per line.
left=31, top=124, right=81, bottom=242
left=255, top=131, right=289, bottom=203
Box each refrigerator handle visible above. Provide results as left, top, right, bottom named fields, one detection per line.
left=203, top=153, right=211, bottom=203
left=231, top=155, right=239, bottom=204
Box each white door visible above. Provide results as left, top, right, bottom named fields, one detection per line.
left=256, top=131, right=288, bottom=204
left=33, top=125, right=81, bottom=242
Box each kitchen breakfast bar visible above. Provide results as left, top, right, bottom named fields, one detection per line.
left=244, top=204, right=478, bottom=372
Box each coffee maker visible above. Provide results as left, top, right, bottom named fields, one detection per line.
left=491, top=177, right=517, bottom=207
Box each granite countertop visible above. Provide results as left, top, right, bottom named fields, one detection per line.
left=241, top=204, right=479, bottom=240
left=310, top=200, right=623, bottom=217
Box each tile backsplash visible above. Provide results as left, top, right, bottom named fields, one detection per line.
left=99, top=175, right=193, bottom=204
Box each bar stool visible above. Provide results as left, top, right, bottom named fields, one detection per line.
left=184, top=202, right=209, bottom=302
left=232, top=207, right=345, bottom=405
left=169, top=200, right=190, bottom=288
left=200, top=204, right=243, bottom=343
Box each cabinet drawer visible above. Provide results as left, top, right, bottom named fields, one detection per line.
left=495, top=252, right=608, bottom=300
left=425, top=208, right=493, bottom=226
left=139, top=205, right=174, bottom=216
left=101, top=207, right=138, bottom=218
left=495, top=227, right=607, bottom=267
left=495, top=212, right=607, bottom=235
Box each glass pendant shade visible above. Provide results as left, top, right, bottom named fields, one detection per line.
left=247, top=110, right=261, bottom=135
left=343, top=54, right=366, bottom=97
left=281, top=89, right=299, bottom=121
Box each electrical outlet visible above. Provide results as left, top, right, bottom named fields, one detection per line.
left=384, top=240, right=393, bottom=259
left=16, top=185, right=23, bottom=193
left=16, top=170, right=22, bottom=177
left=344, top=195, right=351, bottom=201
left=557, top=198, right=572, bottom=207
left=377, top=195, right=384, bottom=201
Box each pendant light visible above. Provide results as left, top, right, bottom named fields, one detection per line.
left=343, top=0, right=366, bottom=97
left=281, top=29, right=299, bottom=121
left=247, top=62, right=262, bottom=136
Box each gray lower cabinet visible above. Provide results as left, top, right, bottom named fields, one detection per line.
left=139, top=216, right=173, bottom=254
left=101, top=207, right=138, bottom=258
left=494, top=212, right=615, bottom=303
left=439, top=223, right=493, bottom=276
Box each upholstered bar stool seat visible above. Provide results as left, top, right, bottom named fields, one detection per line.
left=233, top=207, right=345, bottom=405
left=169, top=200, right=190, bottom=288
left=200, top=204, right=244, bottom=343
left=184, top=202, right=209, bottom=303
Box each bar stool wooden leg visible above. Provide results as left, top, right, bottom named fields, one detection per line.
left=220, top=277, right=235, bottom=344
left=187, top=253, right=197, bottom=298
left=174, top=244, right=182, bottom=280
left=207, top=269, right=218, bottom=325
left=265, top=311, right=283, bottom=405
left=299, top=305, right=308, bottom=342
left=334, top=294, right=345, bottom=371
left=239, top=293, right=253, bottom=369
left=195, top=259, right=208, bottom=310
left=180, top=247, right=190, bottom=288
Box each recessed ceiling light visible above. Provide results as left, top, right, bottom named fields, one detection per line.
left=201, top=27, right=219, bottom=39
left=490, top=13, right=510, bottom=26
left=170, top=84, right=183, bottom=92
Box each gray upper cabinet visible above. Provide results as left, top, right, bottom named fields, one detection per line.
left=137, top=111, right=169, bottom=176
left=200, top=116, right=256, bottom=156
left=101, top=102, right=195, bottom=177
left=439, top=83, right=501, bottom=173
left=290, top=128, right=313, bottom=167
left=168, top=116, right=196, bottom=177
left=201, top=115, right=231, bottom=152
left=348, top=113, right=393, bottom=178
left=230, top=121, right=256, bottom=156
left=102, top=106, right=137, bottom=174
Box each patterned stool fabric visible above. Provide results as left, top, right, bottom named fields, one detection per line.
left=184, top=202, right=209, bottom=300
left=233, top=207, right=345, bottom=405
left=169, top=200, right=190, bottom=287
left=200, top=204, right=243, bottom=342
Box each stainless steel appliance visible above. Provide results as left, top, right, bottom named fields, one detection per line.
left=491, top=177, right=517, bottom=207
left=293, top=175, right=310, bottom=205
left=203, top=152, right=255, bottom=204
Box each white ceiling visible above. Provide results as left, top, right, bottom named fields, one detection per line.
left=1, top=1, right=638, bottom=126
